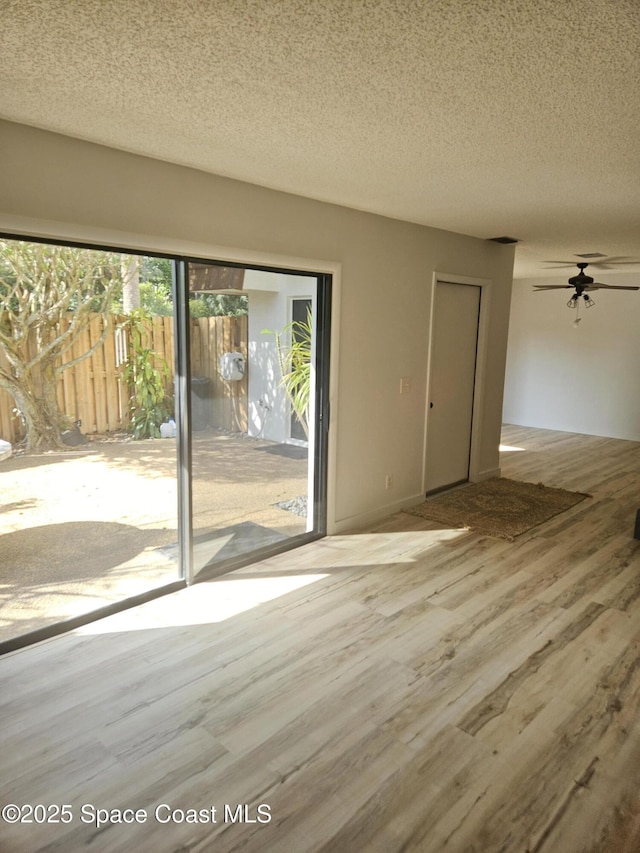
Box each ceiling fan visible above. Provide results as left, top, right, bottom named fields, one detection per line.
left=533, top=262, right=639, bottom=311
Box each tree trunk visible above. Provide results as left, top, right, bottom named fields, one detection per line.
left=3, top=360, right=70, bottom=450
left=11, top=388, right=64, bottom=450
left=122, top=256, right=140, bottom=313
left=1, top=240, right=126, bottom=450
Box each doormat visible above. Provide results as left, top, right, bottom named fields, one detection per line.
left=404, top=478, right=590, bottom=540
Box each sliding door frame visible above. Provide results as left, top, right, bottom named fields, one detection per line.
left=0, top=231, right=333, bottom=651
left=179, top=256, right=332, bottom=584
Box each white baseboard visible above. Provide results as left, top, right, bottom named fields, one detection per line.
left=329, top=474, right=501, bottom=534
left=331, top=493, right=425, bottom=534
left=472, top=467, right=501, bottom=482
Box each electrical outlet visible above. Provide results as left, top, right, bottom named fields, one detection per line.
left=400, top=376, right=411, bottom=394
left=385, top=474, right=393, bottom=490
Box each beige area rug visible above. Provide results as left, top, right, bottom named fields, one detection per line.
left=404, top=478, right=590, bottom=540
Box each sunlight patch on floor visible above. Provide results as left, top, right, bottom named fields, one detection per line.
left=265, top=529, right=468, bottom=570
left=76, top=529, right=466, bottom=635
left=77, top=572, right=329, bottom=633
left=499, top=444, right=526, bottom=452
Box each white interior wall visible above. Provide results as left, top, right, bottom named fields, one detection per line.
left=0, top=120, right=515, bottom=533
left=503, top=274, right=640, bottom=440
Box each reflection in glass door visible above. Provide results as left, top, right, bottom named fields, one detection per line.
left=184, top=261, right=330, bottom=579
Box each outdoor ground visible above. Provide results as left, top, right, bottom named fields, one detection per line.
left=0, top=430, right=308, bottom=643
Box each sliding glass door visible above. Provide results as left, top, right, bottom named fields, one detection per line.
left=0, top=236, right=331, bottom=648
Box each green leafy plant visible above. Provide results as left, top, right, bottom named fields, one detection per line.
left=264, top=310, right=312, bottom=439
left=189, top=293, right=248, bottom=317
left=122, top=309, right=171, bottom=439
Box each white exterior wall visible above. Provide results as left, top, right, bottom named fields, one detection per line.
left=244, top=270, right=315, bottom=444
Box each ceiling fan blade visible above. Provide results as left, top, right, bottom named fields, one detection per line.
left=543, top=257, right=640, bottom=270
left=588, top=256, right=640, bottom=268
left=591, top=283, right=640, bottom=291
left=582, top=263, right=638, bottom=271
left=533, top=285, right=571, bottom=290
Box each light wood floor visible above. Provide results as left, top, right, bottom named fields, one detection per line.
left=2, top=425, right=640, bottom=852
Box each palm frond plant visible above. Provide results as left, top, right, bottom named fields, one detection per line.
left=264, top=309, right=312, bottom=440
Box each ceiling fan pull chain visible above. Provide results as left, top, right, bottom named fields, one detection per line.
left=572, top=300, right=582, bottom=328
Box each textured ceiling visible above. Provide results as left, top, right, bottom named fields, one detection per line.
left=1, top=0, right=639, bottom=278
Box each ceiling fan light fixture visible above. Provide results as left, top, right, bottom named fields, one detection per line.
left=535, top=262, right=638, bottom=321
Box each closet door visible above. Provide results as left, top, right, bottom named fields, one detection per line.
left=425, top=281, right=481, bottom=493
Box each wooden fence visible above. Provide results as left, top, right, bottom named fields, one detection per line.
left=0, top=313, right=247, bottom=444
left=191, top=314, right=248, bottom=434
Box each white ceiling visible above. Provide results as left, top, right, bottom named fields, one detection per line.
left=1, top=0, right=639, bottom=279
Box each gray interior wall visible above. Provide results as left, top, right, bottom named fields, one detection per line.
left=503, top=275, right=640, bottom=441
left=0, top=120, right=515, bottom=531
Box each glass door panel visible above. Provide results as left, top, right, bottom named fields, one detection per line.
left=186, top=262, right=328, bottom=578
left=0, top=239, right=180, bottom=644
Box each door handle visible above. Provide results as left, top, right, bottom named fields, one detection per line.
left=429, top=402, right=434, bottom=409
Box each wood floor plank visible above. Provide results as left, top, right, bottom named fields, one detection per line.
left=2, top=424, right=640, bottom=851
